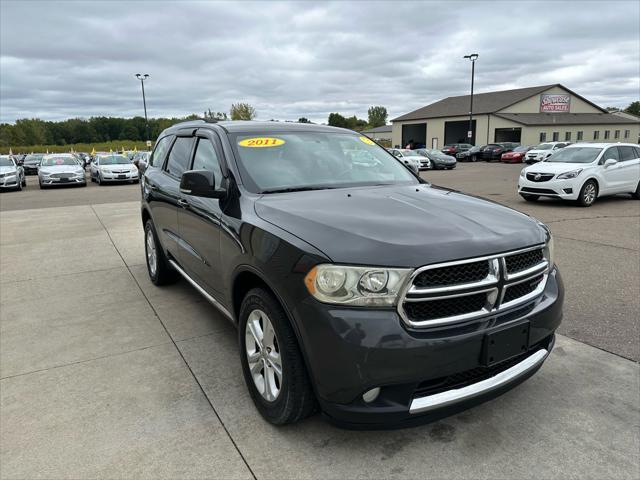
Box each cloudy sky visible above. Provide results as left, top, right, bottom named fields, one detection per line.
left=1, top=0, right=639, bottom=124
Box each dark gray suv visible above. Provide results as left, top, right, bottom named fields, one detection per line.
left=140, top=120, right=563, bottom=428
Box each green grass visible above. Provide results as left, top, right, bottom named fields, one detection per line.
left=2, top=140, right=152, bottom=155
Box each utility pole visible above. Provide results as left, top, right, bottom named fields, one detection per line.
left=135, top=74, right=150, bottom=148
left=463, top=54, right=479, bottom=144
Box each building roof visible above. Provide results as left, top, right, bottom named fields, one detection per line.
left=391, top=84, right=607, bottom=122
left=361, top=125, right=392, bottom=133
left=494, top=112, right=640, bottom=126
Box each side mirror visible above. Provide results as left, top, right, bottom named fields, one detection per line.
left=180, top=170, right=225, bottom=198
left=603, top=158, right=618, bottom=168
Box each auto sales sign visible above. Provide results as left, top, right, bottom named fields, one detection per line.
left=540, top=94, right=571, bottom=112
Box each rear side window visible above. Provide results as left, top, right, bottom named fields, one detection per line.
left=618, top=146, right=639, bottom=161
left=149, top=136, right=173, bottom=167
left=192, top=138, right=223, bottom=188
left=165, top=137, right=194, bottom=178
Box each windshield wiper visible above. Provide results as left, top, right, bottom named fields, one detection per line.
left=261, top=186, right=336, bottom=194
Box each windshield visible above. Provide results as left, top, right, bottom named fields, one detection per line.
left=514, top=146, right=529, bottom=152
left=0, top=156, right=15, bottom=167
left=545, top=147, right=602, bottom=164
left=98, top=155, right=130, bottom=165
left=536, top=143, right=553, bottom=150
left=25, top=155, right=43, bottom=162
left=230, top=132, right=418, bottom=193
left=41, top=157, right=78, bottom=166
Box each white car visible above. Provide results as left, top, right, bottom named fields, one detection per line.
left=90, top=154, right=139, bottom=185
left=388, top=148, right=425, bottom=172
left=518, top=143, right=640, bottom=207
left=524, top=142, right=571, bottom=163
left=38, top=154, right=86, bottom=188
left=0, top=155, right=26, bottom=191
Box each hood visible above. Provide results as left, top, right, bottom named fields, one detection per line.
left=527, top=149, right=551, bottom=155
left=0, top=166, right=17, bottom=174
left=255, top=184, right=545, bottom=267
left=39, top=165, right=83, bottom=174
left=524, top=162, right=591, bottom=174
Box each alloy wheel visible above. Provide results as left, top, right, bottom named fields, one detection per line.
left=583, top=183, right=596, bottom=205
left=146, top=228, right=157, bottom=276
left=245, top=309, right=282, bottom=402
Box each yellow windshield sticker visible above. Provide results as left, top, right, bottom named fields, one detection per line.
left=238, top=137, right=285, bottom=148
left=359, top=136, right=375, bottom=145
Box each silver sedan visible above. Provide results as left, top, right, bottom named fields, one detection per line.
left=38, top=154, right=86, bottom=188
left=90, top=154, right=139, bottom=185
left=0, top=155, right=26, bottom=191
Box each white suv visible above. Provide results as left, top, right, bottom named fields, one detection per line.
left=518, top=143, right=640, bottom=207
left=524, top=142, right=571, bottom=163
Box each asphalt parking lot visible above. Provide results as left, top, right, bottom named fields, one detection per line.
left=1, top=164, right=638, bottom=479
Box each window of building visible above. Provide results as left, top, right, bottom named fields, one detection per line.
left=614, top=130, right=620, bottom=139
left=552, top=132, right=559, bottom=141
left=593, top=131, right=600, bottom=140
left=539, top=132, right=547, bottom=142
left=565, top=131, right=571, bottom=141
left=604, top=130, right=610, bottom=139
left=165, top=136, right=194, bottom=178
left=624, top=130, right=630, bottom=139
left=577, top=131, right=583, bottom=141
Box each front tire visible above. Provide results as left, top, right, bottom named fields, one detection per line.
left=577, top=180, right=597, bottom=207
left=144, top=219, right=177, bottom=285
left=239, top=288, right=315, bottom=425
left=632, top=181, right=640, bottom=199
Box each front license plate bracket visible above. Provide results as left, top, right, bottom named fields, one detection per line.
left=482, top=321, right=530, bottom=366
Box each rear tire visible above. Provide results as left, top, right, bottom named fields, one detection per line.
left=144, top=219, right=177, bottom=285
left=632, top=182, right=640, bottom=199
left=239, top=288, right=316, bottom=425
left=577, top=180, right=597, bottom=207
left=521, top=194, right=539, bottom=202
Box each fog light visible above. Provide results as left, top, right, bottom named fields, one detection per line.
left=563, top=188, right=573, bottom=194
left=362, top=387, right=380, bottom=403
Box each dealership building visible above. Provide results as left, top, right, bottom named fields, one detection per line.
left=391, top=84, right=640, bottom=149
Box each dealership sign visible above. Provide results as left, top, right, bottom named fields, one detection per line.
left=540, top=94, right=571, bottom=112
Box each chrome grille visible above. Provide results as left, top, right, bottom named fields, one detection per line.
left=399, top=245, right=549, bottom=328
left=51, top=173, right=73, bottom=178
left=526, top=172, right=554, bottom=182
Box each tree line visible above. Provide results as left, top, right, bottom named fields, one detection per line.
left=0, top=103, right=390, bottom=148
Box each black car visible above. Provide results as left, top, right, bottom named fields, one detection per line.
left=22, top=154, right=44, bottom=174
left=140, top=121, right=563, bottom=428
left=481, top=143, right=518, bottom=161
left=456, top=145, right=484, bottom=162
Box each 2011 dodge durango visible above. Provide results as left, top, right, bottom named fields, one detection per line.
left=140, top=120, right=564, bottom=428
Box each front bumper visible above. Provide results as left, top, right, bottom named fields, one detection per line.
left=294, top=267, right=563, bottom=428
left=40, top=176, right=86, bottom=186
left=99, top=171, right=139, bottom=182
left=518, top=177, right=580, bottom=200
left=0, top=175, right=19, bottom=188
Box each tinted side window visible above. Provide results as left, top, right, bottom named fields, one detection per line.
left=603, top=147, right=620, bottom=162
left=149, top=136, right=173, bottom=167
left=165, top=137, right=194, bottom=178
left=618, top=146, right=638, bottom=161
left=192, top=138, right=223, bottom=188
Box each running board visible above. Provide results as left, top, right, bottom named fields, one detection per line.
left=168, top=259, right=234, bottom=322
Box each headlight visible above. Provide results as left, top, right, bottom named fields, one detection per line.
left=520, top=169, right=526, bottom=178
left=304, top=264, right=412, bottom=306
left=557, top=168, right=582, bottom=179
left=539, top=224, right=555, bottom=267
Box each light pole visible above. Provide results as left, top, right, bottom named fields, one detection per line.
left=135, top=74, right=150, bottom=147
left=463, top=54, right=478, bottom=144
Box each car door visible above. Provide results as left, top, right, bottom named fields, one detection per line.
left=598, top=146, right=626, bottom=194
left=616, top=146, right=640, bottom=192
left=176, top=130, right=226, bottom=294
left=144, top=134, right=194, bottom=257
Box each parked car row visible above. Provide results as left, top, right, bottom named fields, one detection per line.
left=388, top=148, right=457, bottom=171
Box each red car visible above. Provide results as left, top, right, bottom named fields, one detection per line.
left=500, top=146, right=534, bottom=163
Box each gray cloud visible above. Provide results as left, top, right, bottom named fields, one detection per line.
left=1, top=0, right=638, bottom=123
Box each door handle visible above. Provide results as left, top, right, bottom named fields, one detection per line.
left=178, top=198, right=190, bottom=209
